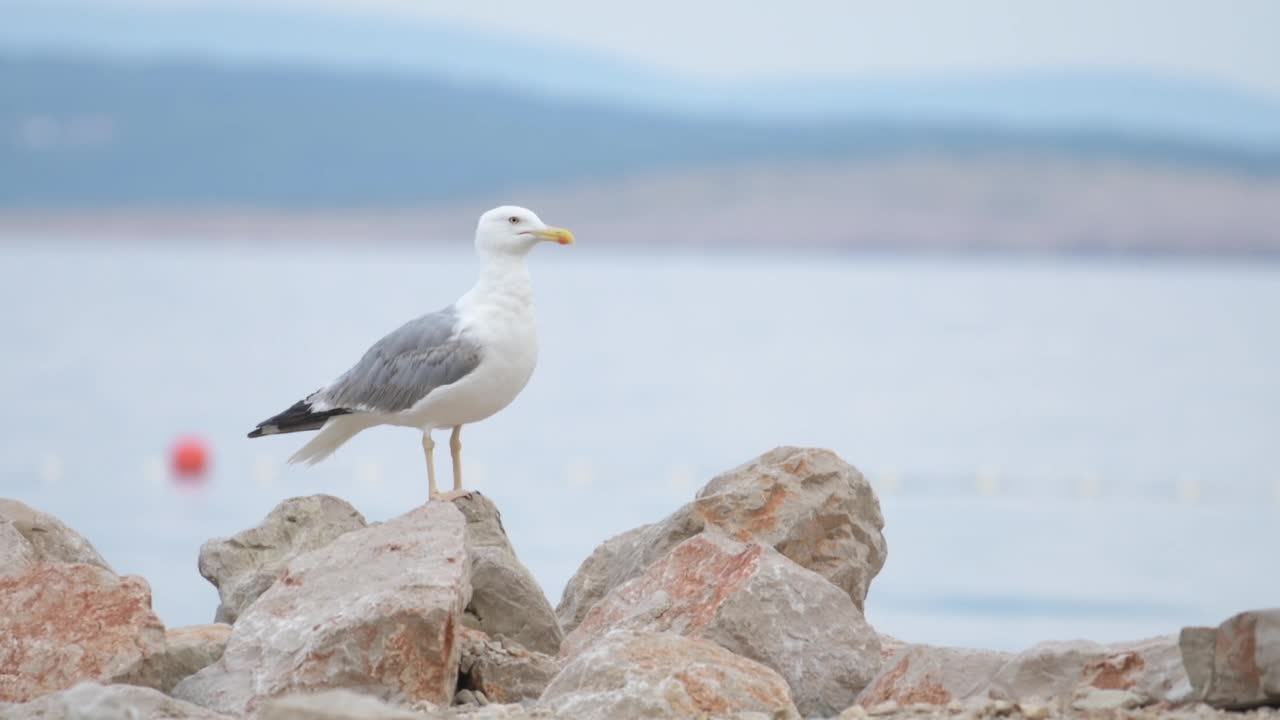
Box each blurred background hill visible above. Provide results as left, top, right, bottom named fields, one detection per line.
left=3, top=0, right=1280, bottom=254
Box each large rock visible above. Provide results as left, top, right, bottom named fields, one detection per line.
left=542, top=630, right=800, bottom=719
left=561, top=532, right=880, bottom=716
left=174, top=501, right=471, bottom=717
left=556, top=447, right=886, bottom=634
left=0, top=682, right=236, bottom=720
left=0, top=563, right=166, bottom=703
left=988, top=635, right=1190, bottom=705
left=459, top=628, right=559, bottom=704
left=198, top=494, right=367, bottom=624
left=0, top=499, right=111, bottom=572
left=123, top=624, right=232, bottom=693
left=856, top=645, right=1013, bottom=706
left=1181, top=608, right=1280, bottom=709
left=453, top=494, right=563, bottom=655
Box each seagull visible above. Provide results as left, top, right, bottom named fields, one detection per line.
left=247, top=206, right=574, bottom=500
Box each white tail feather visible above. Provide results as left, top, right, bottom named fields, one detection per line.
left=288, top=416, right=369, bottom=465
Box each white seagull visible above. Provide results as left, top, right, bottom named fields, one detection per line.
left=248, top=206, right=574, bottom=499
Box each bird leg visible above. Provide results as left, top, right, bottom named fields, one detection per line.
left=450, top=425, right=463, bottom=492
left=422, top=433, right=438, bottom=500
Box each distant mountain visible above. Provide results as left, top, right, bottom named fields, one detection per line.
left=3, top=53, right=1279, bottom=209
left=5, top=0, right=1280, bottom=150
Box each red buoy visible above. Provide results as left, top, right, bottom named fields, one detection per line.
left=170, top=435, right=210, bottom=481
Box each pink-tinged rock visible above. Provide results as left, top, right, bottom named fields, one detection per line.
left=988, top=635, right=1190, bottom=705
left=0, top=563, right=165, bottom=702
left=562, top=532, right=880, bottom=717
left=0, top=499, right=111, bottom=572
left=856, top=645, right=1012, bottom=707
left=557, top=447, right=887, bottom=634
left=1181, top=608, right=1280, bottom=709
left=878, top=633, right=909, bottom=665
left=172, top=501, right=471, bottom=717
left=542, top=631, right=800, bottom=719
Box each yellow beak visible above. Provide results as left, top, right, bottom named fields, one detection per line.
left=535, top=227, right=575, bottom=245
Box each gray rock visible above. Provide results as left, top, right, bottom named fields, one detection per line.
left=0, top=499, right=111, bottom=572
left=259, top=688, right=428, bottom=720
left=856, top=645, right=1013, bottom=706
left=0, top=521, right=35, bottom=576
left=173, top=501, right=471, bottom=717
left=459, top=628, right=560, bottom=704
left=542, top=630, right=801, bottom=720
left=561, top=532, right=880, bottom=716
left=0, top=563, right=166, bottom=703
left=1180, top=626, right=1217, bottom=703
left=0, top=681, right=235, bottom=720
left=1181, top=608, right=1280, bottom=709
left=122, top=623, right=232, bottom=693
left=556, top=447, right=886, bottom=634
left=452, top=493, right=562, bottom=655
left=197, top=494, right=366, bottom=624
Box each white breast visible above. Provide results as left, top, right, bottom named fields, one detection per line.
left=406, top=259, right=540, bottom=430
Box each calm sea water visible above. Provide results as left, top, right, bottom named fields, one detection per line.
left=1, top=241, right=1276, bottom=650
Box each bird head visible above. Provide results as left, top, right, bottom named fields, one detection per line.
left=475, top=206, right=574, bottom=257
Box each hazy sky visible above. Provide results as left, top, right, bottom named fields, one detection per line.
left=134, top=0, right=1280, bottom=94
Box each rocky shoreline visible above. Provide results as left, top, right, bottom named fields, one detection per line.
left=1, top=447, right=1276, bottom=719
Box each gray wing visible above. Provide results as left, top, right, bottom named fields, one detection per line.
left=316, top=305, right=483, bottom=414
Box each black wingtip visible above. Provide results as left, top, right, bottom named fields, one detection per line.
left=247, top=428, right=264, bottom=439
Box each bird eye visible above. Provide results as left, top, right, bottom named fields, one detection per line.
left=508, top=216, right=520, bottom=224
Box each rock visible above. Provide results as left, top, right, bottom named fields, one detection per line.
left=0, top=522, right=35, bottom=576
left=0, top=563, right=165, bottom=703
left=561, top=532, right=880, bottom=717
left=541, top=630, right=801, bottom=719
left=557, top=447, right=887, bottom=634
left=0, top=499, right=112, bottom=572
left=454, top=689, right=477, bottom=706
left=173, top=501, right=471, bottom=717
left=0, top=682, right=236, bottom=720
left=197, top=494, right=367, bottom=624
left=1070, top=687, right=1145, bottom=711
left=988, top=635, right=1190, bottom=705
left=452, top=494, right=563, bottom=655
left=1180, top=608, right=1280, bottom=709
left=258, top=688, right=427, bottom=720
left=459, top=629, right=559, bottom=704
left=856, top=645, right=1012, bottom=706
left=122, top=624, right=232, bottom=693
left=878, top=634, right=909, bottom=665
left=1180, top=626, right=1218, bottom=703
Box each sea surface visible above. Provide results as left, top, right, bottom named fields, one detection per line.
left=1, top=240, right=1277, bottom=650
